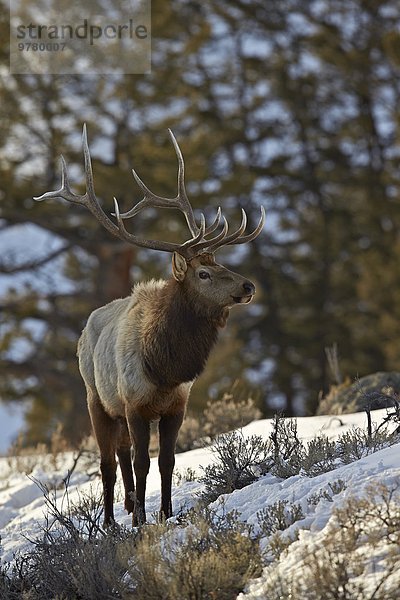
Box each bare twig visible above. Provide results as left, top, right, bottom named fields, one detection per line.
left=0, top=244, right=71, bottom=274
left=325, top=343, right=342, bottom=385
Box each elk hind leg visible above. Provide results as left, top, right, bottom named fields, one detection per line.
left=87, top=390, right=118, bottom=526
left=126, top=411, right=150, bottom=526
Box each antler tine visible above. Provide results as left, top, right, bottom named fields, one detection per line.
left=168, top=129, right=200, bottom=237
left=206, top=209, right=247, bottom=252
left=34, top=155, right=82, bottom=205
left=177, top=213, right=207, bottom=253
left=35, top=126, right=122, bottom=239
left=195, top=206, right=265, bottom=254
left=113, top=197, right=195, bottom=253
left=117, top=130, right=200, bottom=239
left=168, top=128, right=187, bottom=202
left=121, top=167, right=174, bottom=217
left=227, top=206, right=265, bottom=246
left=188, top=216, right=229, bottom=254
left=79, top=126, right=118, bottom=237
left=82, top=124, right=94, bottom=197
left=204, top=207, right=222, bottom=236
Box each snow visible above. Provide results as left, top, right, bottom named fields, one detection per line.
left=0, top=408, right=399, bottom=597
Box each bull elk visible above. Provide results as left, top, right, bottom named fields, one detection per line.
left=34, top=125, right=265, bottom=526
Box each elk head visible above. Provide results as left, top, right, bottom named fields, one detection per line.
left=172, top=251, right=256, bottom=316
left=34, top=125, right=265, bottom=305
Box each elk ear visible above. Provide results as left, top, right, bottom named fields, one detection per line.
left=172, top=252, right=188, bottom=282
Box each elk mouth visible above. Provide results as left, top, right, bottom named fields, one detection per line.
left=231, top=294, right=253, bottom=304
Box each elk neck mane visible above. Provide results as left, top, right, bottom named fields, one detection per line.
left=139, top=278, right=225, bottom=388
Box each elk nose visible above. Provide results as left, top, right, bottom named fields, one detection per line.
left=243, top=281, right=255, bottom=295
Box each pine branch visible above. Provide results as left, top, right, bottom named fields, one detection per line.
left=0, top=244, right=72, bottom=274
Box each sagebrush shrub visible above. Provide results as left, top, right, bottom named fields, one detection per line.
left=337, top=424, right=399, bottom=464
left=257, top=500, right=304, bottom=537
left=0, top=481, right=261, bottom=600
left=269, top=414, right=305, bottom=478
left=176, top=414, right=203, bottom=452
left=199, top=431, right=271, bottom=503
left=172, top=467, right=197, bottom=486
left=301, top=436, right=337, bottom=476
left=307, top=479, right=347, bottom=506
left=129, top=508, right=262, bottom=600
left=259, top=482, right=400, bottom=600
left=176, top=386, right=262, bottom=453
left=198, top=412, right=400, bottom=507
left=202, top=391, right=262, bottom=439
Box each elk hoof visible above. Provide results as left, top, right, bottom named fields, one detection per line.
left=159, top=505, right=173, bottom=521
left=125, top=492, right=135, bottom=514
left=102, top=516, right=116, bottom=529
left=132, top=506, right=146, bottom=527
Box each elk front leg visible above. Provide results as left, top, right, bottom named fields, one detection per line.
left=126, top=411, right=150, bottom=526
left=117, top=419, right=135, bottom=515
left=158, top=410, right=185, bottom=520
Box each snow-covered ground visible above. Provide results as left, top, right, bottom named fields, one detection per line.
left=0, top=409, right=399, bottom=597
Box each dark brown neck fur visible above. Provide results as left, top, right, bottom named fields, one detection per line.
left=141, top=279, right=225, bottom=388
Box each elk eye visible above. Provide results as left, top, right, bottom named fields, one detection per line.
left=199, top=270, right=210, bottom=280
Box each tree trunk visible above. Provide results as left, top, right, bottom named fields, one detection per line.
left=96, top=243, right=135, bottom=304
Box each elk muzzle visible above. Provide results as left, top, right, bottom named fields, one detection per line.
left=231, top=280, right=256, bottom=304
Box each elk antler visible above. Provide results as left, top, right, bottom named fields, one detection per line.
left=34, top=125, right=265, bottom=259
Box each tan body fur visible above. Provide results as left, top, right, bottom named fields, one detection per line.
left=78, top=280, right=192, bottom=422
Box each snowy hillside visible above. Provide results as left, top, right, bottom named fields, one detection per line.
left=1, top=409, right=400, bottom=598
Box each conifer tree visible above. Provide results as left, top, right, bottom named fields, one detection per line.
left=1, top=0, right=400, bottom=443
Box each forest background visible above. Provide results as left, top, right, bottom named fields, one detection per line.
left=1, top=0, right=400, bottom=446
